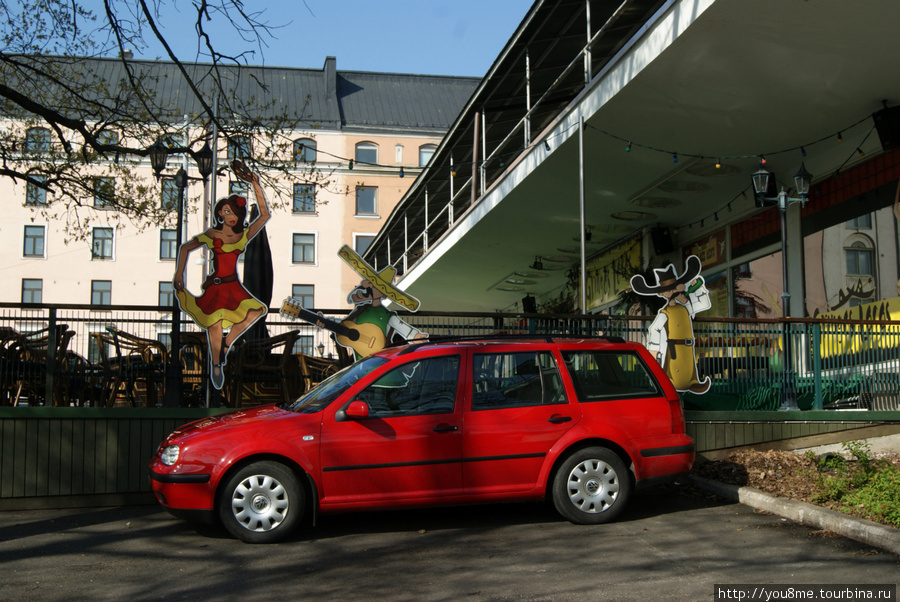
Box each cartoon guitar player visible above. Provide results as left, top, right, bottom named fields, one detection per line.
left=280, top=245, right=426, bottom=359
left=630, top=255, right=711, bottom=394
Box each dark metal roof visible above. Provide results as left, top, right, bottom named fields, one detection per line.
left=338, top=71, right=477, bottom=131
left=6, top=54, right=479, bottom=133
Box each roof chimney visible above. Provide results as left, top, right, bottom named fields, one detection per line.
left=120, top=49, right=133, bottom=60
left=324, top=56, right=336, bottom=93
left=324, top=56, right=340, bottom=126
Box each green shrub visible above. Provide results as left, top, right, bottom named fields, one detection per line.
left=809, top=440, right=900, bottom=528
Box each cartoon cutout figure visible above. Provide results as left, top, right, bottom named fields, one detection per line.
left=279, top=245, right=426, bottom=359
left=172, top=160, right=269, bottom=389
left=335, top=245, right=427, bottom=358
left=630, top=255, right=711, bottom=394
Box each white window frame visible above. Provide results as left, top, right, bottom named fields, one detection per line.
left=294, top=138, right=317, bottom=163
left=353, top=233, right=376, bottom=255
left=91, top=226, right=115, bottom=260
left=22, top=223, right=47, bottom=259
left=419, top=144, right=437, bottom=167
left=291, top=284, right=315, bottom=308
left=355, top=141, right=378, bottom=165
left=291, top=231, right=318, bottom=265
left=91, top=280, right=112, bottom=306
left=159, top=228, right=177, bottom=261
left=26, top=176, right=47, bottom=205
left=292, top=183, right=317, bottom=214
left=93, top=176, right=115, bottom=209
left=21, top=278, right=43, bottom=303
left=355, top=186, right=378, bottom=217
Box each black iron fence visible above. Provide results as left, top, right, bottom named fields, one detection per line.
left=1, top=302, right=899, bottom=412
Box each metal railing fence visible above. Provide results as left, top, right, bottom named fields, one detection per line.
left=1, top=302, right=898, bottom=412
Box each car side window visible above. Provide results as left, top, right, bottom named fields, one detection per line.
left=561, top=350, right=661, bottom=401
left=356, top=355, right=460, bottom=418
left=472, top=351, right=566, bottom=410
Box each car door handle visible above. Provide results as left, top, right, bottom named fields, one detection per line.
left=548, top=415, right=572, bottom=424
left=433, top=424, right=459, bottom=432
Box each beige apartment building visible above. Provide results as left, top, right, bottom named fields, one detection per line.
left=3, top=57, right=478, bottom=354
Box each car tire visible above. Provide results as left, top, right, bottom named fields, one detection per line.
left=552, top=447, right=631, bottom=525
left=218, top=461, right=304, bottom=543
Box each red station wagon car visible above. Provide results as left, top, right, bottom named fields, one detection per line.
left=149, top=336, right=694, bottom=543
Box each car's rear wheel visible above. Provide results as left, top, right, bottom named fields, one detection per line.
left=552, top=447, right=631, bottom=524
left=218, top=461, right=303, bottom=543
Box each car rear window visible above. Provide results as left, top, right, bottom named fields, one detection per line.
left=561, top=350, right=661, bottom=401
left=472, top=351, right=566, bottom=410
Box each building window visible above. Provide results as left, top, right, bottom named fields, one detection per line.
left=228, top=136, right=251, bottom=160
left=23, top=225, right=45, bottom=257
left=93, top=177, right=115, bottom=209
left=25, top=127, right=51, bottom=152
left=159, top=281, right=174, bottom=307
left=293, top=184, right=316, bottom=213
left=419, top=144, right=436, bottom=167
left=291, top=284, right=314, bottom=308
left=356, top=186, right=377, bottom=215
left=355, top=141, right=378, bottom=165
left=229, top=180, right=249, bottom=195
left=161, top=177, right=179, bottom=210
left=355, top=234, right=375, bottom=255
left=292, top=233, right=316, bottom=264
left=92, top=227, right=114, bottom=260
left=294, top=334, right=314, bottom=356
left=294, top=138, right=316, bottom=163
left=22, top=279, right=42, bottom=303
left=395, top=144, right=403, bottom=163
left=846, top=214, right=872, bottom=229
left=91, top=280, right=112, bottom=306
left=97, top=129, right=119, bottom=147
left=160, top=229, right=177, bottom=260
left=157, top=329, right=172, bottom=351
left=26, top=176, right=47, bottom=205
left=845, top=242, right=874, bottom=277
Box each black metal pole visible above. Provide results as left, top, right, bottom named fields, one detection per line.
left=164, top=173, right=186, bottom=407
left=779, top=194, right=798, bottom=410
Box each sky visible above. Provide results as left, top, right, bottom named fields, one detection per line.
left=130, top=0, right=535, bottom=78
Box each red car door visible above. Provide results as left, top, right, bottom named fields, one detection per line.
left=319, top=353, right=464, bottom=507
left=463, top=348, right=579, bottom=495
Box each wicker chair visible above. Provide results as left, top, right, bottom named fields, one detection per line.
left=226, top=330, right=302, bottom=407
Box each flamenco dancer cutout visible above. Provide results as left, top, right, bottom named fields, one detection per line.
left=281, top=245, right=425, bottom=359
left=173, top=160, right=269, bottom=389
left=630, top=255, right=711, bottom=394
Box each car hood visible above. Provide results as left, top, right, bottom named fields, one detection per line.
left=171, top=405, right=299, bottom=440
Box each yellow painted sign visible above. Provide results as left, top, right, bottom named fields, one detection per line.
left=583, top=240, right=641, bottom=311
left=816, top=296, right=900, bottom=359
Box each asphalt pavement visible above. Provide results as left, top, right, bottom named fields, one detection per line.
left=0, top=484, right=897, bottom=601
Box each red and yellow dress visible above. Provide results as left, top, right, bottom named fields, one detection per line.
left=176, top=232, right=266, bottom=330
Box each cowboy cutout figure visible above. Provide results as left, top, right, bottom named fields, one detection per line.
left=630, top=255, right=711, bottom=394
left=333, top=245, right=427, bottom=359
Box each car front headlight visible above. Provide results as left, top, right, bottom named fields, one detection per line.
left=160, top=444, right=181, bottom=466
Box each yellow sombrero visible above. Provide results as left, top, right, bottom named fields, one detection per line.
left=338, top=245, right=420, bottom=312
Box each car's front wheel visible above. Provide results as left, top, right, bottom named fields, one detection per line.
left=218, top=461, right=304, bottom=543
left=552, top=447, right=631, bottom=524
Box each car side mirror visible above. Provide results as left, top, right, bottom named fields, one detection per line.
left=336, top=400, right=370, bottom=421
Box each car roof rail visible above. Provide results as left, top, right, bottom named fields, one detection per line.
left=397, top=333, right=626, bottom=354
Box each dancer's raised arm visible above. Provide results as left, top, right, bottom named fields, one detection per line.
left=232, top=159, right=269, bottom=240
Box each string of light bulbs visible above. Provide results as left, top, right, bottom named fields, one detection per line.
left=287, top=107, right=884, bottom=234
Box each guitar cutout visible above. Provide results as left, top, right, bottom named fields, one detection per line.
left=280, top=297, right=386, bottom=358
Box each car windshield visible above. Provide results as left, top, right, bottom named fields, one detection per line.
left=281, top=355, right=389, bottom=413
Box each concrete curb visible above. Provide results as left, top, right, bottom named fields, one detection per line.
left=688, top=475, right=900, bottom=556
